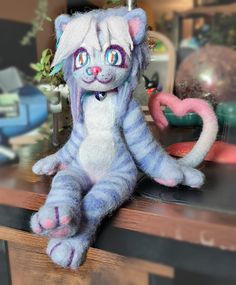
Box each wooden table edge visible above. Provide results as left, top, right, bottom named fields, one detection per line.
left=0, top=226, right=174, bottom=279
left=1, top=186, right=236, bottom=252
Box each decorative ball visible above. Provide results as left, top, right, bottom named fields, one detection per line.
left=175, top=45, right=236, bottom=105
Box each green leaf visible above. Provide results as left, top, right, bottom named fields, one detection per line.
left=30, top=63, right=42, bottom=71
left=30, top=63, right=38, bottom=71
left=34, top=73, right=42, bottom=82
left=42, top=48, right=49, bottom=59
left=44, top=54, right=52, bottom=64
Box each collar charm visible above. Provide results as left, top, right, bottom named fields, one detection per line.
left=95, top=91, right=107, bottom=101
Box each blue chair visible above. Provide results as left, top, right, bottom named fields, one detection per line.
left=0, top=85, right=48, bottom=164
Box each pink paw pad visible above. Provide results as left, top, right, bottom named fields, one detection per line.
left=61, top=215, right=72, bottom=225
left=155, top=178, right=177, bottom=187
left=41, top=219, right=56, bottom=229
left=59, top=164, right=67, bottom=171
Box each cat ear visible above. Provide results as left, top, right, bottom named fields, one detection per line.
left=125, top=8, right=147, bottom=45
left=50, top=14, right=71, bottom=75
left=55, top=14, right=71, bottom=42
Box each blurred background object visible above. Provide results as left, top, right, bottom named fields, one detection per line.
left=0, top=67, right=23, bottom=92
left=0, top=0, right=67, bottom=75
left=0, top=68, right=48, bottom=165
left=134, top=30, right=176, bottom=109
left=175, top=45, right=236, bottom=105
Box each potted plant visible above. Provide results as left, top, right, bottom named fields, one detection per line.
left=30, top=48, right=71, bottom=146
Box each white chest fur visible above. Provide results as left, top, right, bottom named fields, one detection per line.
left=78, top=92, right=117, bottom=182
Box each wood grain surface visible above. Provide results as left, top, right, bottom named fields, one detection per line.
left=8, top=242, right=148, bottom=285
left=0, top=226, right=174, bottom=285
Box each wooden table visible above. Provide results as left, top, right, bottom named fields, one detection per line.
left=0, top=125, right=236, bottom=285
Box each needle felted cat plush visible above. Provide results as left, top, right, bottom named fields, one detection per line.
left=31, top=7, right=218, bottom=269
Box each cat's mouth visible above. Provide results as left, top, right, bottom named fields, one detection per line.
left=82, top=77, right=113, bottom=84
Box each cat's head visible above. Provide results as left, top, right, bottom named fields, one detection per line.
left=52, top=8, right=147, bottom=92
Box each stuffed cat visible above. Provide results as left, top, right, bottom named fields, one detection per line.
left=31, top=7, right=218, bottom=269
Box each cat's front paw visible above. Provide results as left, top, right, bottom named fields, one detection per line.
left=32, top=154, right=65, bottom=176
left=154, top=158, right=184, bottom=187
left=47, top=236, right=90, bottom=269
left=31, top=205, right=80, bottom=238
left=154, top=159, right=205, bottom=189
left=180, top=164, right=205, bottom=188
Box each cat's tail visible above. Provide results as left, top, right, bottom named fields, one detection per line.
left=148, top=92, right=218, bottom=168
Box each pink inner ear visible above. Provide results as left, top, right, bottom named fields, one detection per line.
left=128, top=17, right=140, bottom=39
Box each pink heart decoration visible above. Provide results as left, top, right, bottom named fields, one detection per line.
left=148, top=92, right=215, bottom=130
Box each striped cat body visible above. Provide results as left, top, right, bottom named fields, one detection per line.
left=31, top=7, right=217, bottom=269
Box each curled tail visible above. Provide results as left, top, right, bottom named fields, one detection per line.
left=148, top=92, right=218, bottom=168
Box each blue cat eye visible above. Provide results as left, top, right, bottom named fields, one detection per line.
left=74, top=48, right=89, bottom=69
left=105, top=45, right=125, bottom=67
left=106, top=50, right=120, bottom=65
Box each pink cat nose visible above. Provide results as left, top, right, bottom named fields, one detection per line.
left=90, top=66, right=102, bottom=76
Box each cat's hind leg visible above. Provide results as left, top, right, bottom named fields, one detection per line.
left=47, top=158, right=138, bottom=268
left=31, top=166, right=92, bottom=238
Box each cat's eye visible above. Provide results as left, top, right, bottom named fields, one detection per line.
left=74, top=48, right=89, bottom=69
left=105, top=45, right=125, bottom=67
